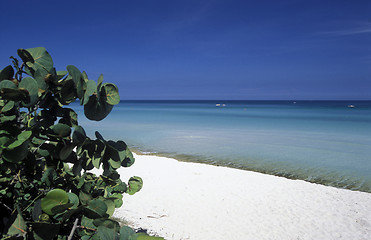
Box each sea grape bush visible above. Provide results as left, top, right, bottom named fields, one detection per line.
left=0, top=47, right=162, bottom=239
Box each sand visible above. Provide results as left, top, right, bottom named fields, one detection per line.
left=112, top=153, right=371, bottom=240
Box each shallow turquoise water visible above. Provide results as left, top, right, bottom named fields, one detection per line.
left=76, top=101, right=371, bottom=192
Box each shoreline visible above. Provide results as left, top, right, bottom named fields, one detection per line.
left=113, top=153, right=371, bottom=240
left=129, top=148, right=371, bottom=194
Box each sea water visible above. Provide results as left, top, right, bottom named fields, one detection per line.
left=76, top=101, right=371, bottom=192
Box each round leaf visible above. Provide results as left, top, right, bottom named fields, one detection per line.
left=73, top=126, right=87, bottom=146
left=83, top=79, right=97, bottom=105
left=97, top=226, right=118, bottom=240
left=41, top=189, right=69, bottom=215
left=51, top=203, right=74, bottom=214
left=51, top=123, right=71, bottom=137
left=68, top=192, right=80, bottom=208
left=0, top=88, right=28, bottom=101
left=6, top=131, right=32, bottom=149
left=84, top=95, right=113, bottom=121
left=19, top=77, right=39, bottom=107
left=0, top=79, right=16, bottom=89
left=0, top=65, right=14, bottom=81
left=127, top=176, right=143, bottom=195
left=33, top=68, right=49, bottom=93
left=120, top=226, right=136, bottom=240
left=3, top=140, right=29, bottom=163
left=17, top=49, right=34, bottom=63
left=102, top=83, right=120, bottom=105
left=60, top=79, right=77, bottom=104
left=24, top=47, right=54, bottom=72
left=67, top=65, right=84, bottom=99
left=110, top=193, right=123, bottom=208
left=1, top=100, right=15, bottom=112
left=122, top=148, right=135, bottom=167
left=93, top=218, right=119, bottom=231
left=87, top=199, right=107, bottom=217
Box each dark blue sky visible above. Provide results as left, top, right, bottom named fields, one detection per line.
left=1, top=0, right=370, bottom=100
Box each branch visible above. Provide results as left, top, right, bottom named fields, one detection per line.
left=68, top=218, right=79, bottom=240
left=0, top=200, right=12, bottom=213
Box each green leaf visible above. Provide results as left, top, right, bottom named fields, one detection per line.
left=0, top=65, right=14, bottom=81
left=68, top=192, right=80, bottom=208
left=119, top=226, right=136, bottom=240
left=7, top=213, right=27, bottom=236
left=50, top=123, right=71, bottom=138
left=19, top=77, right=39, bottom=107
left=32, top=199, right=42, bottom=221
left=63, top=108, right=78, bottom=127
left=112, top=181, right=127, bottom=193
left=6, top=131, right=32, bottom=149
left=59, top=79, right=77, bottom=104
left=0, top=79, right=16, bottom=89
left=56, top=70, right=68, bottom=80
left=51, top=203, right=74, bottom=214
left=79, top=191, right=92, bottom=205
left=103, top=83, right=120, bottom=105
left=80, top=216, right=96, bottom=236
left=127, top=176, right=143, bottom=195
left=87, top=199, right=107, bottom=217
left=102, top=166, right=120, bottom=180
left=97, top=74, right=104, bottom=88
left=17, top=48, right=34, bottom=63
left=60, top=143, right=75, bottom=160
left=110, top=193, right=123, bottom=208
left=24, top=47, right=54, bottom=72
left=83, top=79, right=97, bottom=105
left=2, top=140, right=29, bottom=162
left=92, top=140, right=105, bottom=168
left=0, top=115, right=16, bottom=123
left=0, top=136, right=10, bottom=147
left=106, top=140, right=126, bottom=160
left=41, top=188, right=69, bottom=215
left=73, top=126, right=87, bottom=146
left=33, top=68, right=49, bottom=94
left=1, top=100, right=15, bottom=112
left=97, top=226, right=119, bottom=240
left=67, top=65, right=84, bottom=99
left=102, top=199, right=115, bottom=217
left=84, top=94, right=113, bottom=121
left=62, top=207, right=82, bottom=222
left=93, top=218, right=120, bottom=232
left=122, top=148, right=135, bottom=167
left=108, top=158, right=122, bottom=169
left=82, top=71, right=89, bottom=82
left=0, top=80, right=28, bottom=102
left=78, top=174, right=87, bottom=189
left=0, top=88, right=28, bottom=102
left=83, top=207, right=103, bottom=219
left=32, top=222, right=60, bottom=240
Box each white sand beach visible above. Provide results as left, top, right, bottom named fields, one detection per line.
left=114, top=153, right=371, bottom=240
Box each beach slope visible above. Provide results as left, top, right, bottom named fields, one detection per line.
left=113, top=153, right=371, bottom=240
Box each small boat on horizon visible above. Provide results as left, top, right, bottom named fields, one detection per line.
left=216, top=103, right=226, bottom=107
left=347, top=105, right=355, bottom=108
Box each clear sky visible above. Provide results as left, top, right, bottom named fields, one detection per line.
left=0, top=0, right=370, bottom=100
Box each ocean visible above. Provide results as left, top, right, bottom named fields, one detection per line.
left=75, top=100, right=371, bottom=193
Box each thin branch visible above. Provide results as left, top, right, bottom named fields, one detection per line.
left=68, top=218, right=79, bottom=240
left=0, top=200, right=12, bottom=213
left=22, top=192, right=44, bottom=213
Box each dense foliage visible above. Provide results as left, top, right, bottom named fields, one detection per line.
left=0, top=47, right=161, bottom=239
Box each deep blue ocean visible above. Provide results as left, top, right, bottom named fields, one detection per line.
left=75, top=100, right=371, bottom=192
